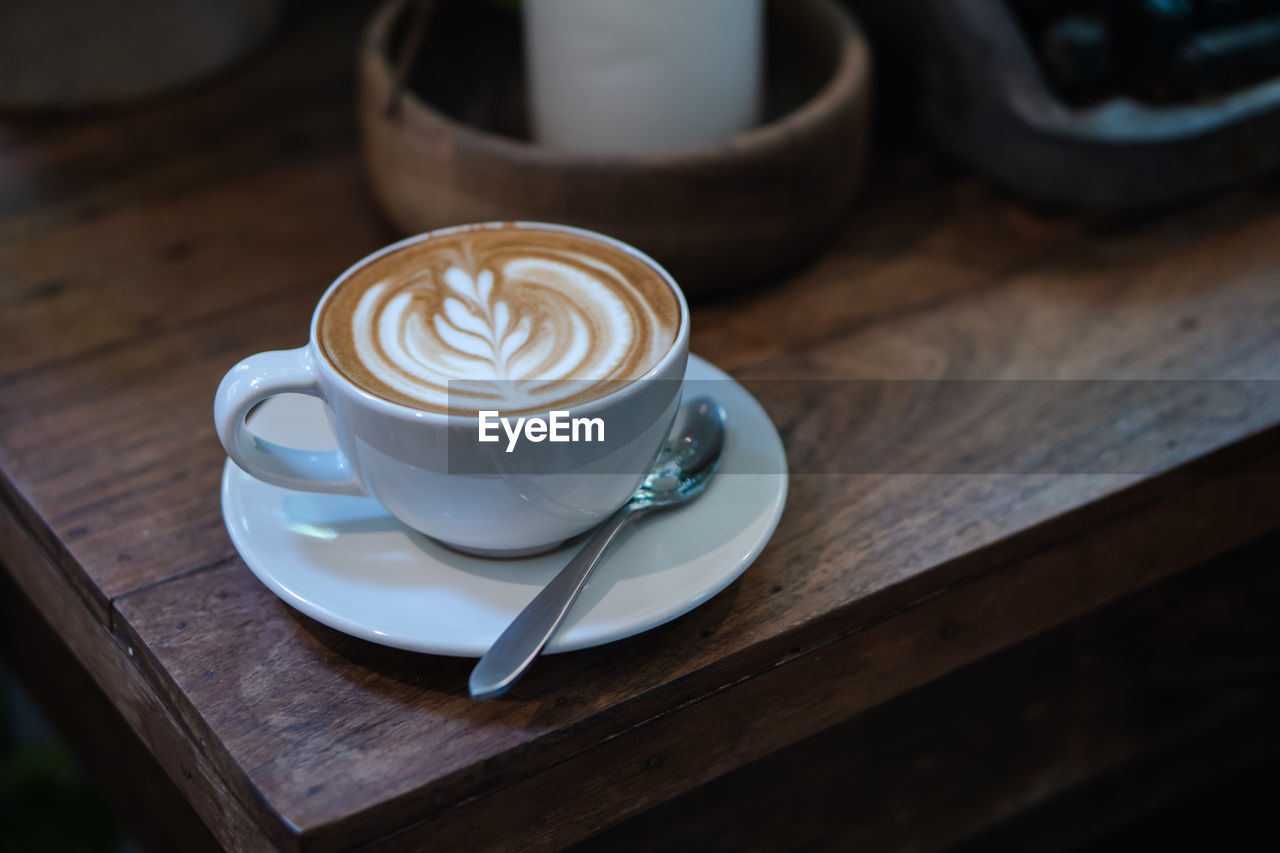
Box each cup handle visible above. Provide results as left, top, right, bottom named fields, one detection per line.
left=214, top=347, right=366, bottom=495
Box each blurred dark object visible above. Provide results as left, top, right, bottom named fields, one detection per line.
left=0, top=0, right=285, bottom=110
left=1, top=571, right=220, bottom=853
left=853, top=0, right=1280, bottom=206
left=359, top=0, right=871, bottom=295
left=1, top=667, right=128, bottom=853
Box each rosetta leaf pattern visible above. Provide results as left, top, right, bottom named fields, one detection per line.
left=435, top=267, right=532, bottom=380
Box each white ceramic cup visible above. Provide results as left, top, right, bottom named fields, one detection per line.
left=214, top=223, right=690, bottom=555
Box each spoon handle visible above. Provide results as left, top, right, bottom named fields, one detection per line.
left=469, top=505, right=640, bottom=699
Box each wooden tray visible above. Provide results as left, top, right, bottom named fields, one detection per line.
left=358, top=0, right=871, bottom=294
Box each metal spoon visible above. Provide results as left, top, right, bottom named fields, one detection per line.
left=469, top=396, right=728, bottom=699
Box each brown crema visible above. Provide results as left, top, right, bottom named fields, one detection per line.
left=317, top=225, right=681, bottom=414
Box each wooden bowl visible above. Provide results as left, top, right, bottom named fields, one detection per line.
left=358, top=0, right=870, bottom=294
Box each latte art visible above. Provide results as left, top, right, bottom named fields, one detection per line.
left=318, top=226, right=681, bottom=414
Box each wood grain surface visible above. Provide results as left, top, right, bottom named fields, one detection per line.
left=2, top=1, right=1279, bottom=849
left=569, top=533, right=1280, bottom=852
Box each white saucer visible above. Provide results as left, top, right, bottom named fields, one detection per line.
left=220, top=354, right=788, bottom=657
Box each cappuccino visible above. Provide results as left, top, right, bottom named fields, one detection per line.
left=317, top=224, right=680, bottom=414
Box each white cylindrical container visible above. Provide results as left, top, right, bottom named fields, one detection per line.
left=523, top=0, right=764, bottom=154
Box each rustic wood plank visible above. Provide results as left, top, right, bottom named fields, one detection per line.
left=2, top=165, right=1278, bottom=620
left=0, top=282, right=372, bottom=619
left=697, top=178, right=1280, bottom=380
left=0, top=0, right=391, bottom=619
left=0, top=157, right=388, bottom=379
left=1, top=569, right=222, bottom=853
left=110, top=443, right=1279, bottom=849
left=568, top=533, right=1280, bottom=853
left=0, top=492, right=273, bottom=852
left=1, top=1, right=1279, bottom=849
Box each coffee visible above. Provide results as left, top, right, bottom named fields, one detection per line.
left=318, top=224, right=681, bottom=414
left=218, top=222, right=690, bottom=552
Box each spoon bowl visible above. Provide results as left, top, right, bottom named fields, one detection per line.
left=634, top=397, right=728, bottom=508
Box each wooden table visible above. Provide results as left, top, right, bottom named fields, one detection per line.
left=2, top=3, right=1278, bottom=851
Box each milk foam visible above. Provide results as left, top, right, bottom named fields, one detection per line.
left=318, top=228, right=680, bottom=413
